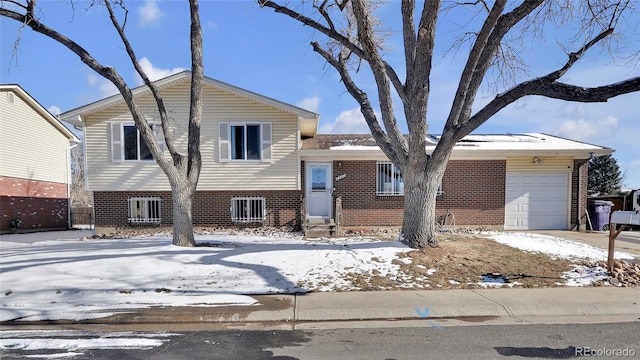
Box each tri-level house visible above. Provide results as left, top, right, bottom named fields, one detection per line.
left=1, top=84, right=80, bottom=233
left=60, top=71, right=612, bottom=235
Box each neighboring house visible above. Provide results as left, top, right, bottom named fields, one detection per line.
left=60, top=72, right=612, bottom=234
left=0, top=84, right=80, bottom=233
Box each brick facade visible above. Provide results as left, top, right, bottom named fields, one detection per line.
left=571, top=159, right=589, bottom=229
left=0, top=176, right=70, bottom=232
left=93, top=158, right=588, bottom=232
left=93, top=190, right=302, bottom=230
left=326, top=160, right=506, bottom=227
left=438, top=160, right=506, bottom=226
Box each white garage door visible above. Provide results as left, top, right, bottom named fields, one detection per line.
left=505, top=173, right=569, bottom=230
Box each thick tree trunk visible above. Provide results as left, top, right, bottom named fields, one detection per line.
left=400, top=169, right=438, bottom=248
left=171, top=183, right=196, bottom=247
left=400, top=157, right=448, bottom=248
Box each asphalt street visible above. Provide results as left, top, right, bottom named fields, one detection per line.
left=1, top=322, right=638, bottom=359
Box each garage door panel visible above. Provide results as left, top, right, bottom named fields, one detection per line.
left=528, top=200, right=565, bottom=212
left=504, top=173, right=569, bottom=230
left=505, top=203, right=519, bottom=213
left=528, top=215, right=566, bottom=229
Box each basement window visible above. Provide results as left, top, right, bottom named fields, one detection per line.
left=231, top=197, right=265, bottom=223
left=128, top=197, right=161, bottom=224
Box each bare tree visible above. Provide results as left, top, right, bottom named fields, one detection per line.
left=0, top=0, right=204, bottom=246
left=259, top=0, right=640, bottom=248
left=70, top=142, right=93, bottom=208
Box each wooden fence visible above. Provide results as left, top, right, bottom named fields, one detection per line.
left=71, top=207, right=94, bottom=228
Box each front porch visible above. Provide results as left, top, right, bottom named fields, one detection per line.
left=302, top=196, right=342, bottom=238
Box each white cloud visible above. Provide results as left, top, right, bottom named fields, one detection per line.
left=86, top=73, right=118, bottom=98
left=296, top=96, right=320, bottom=112
left=552, top=115, right=618, bottom=141
left=86, top=73, right=98, bottom=87
left=554, top=103, right=587, bottom=120
left=136, top=57, right=186, bottom=85
left=138, top=0, right=163, bottom=28
left=47, top=105, right=61, bottom=116
left=319, top=107, right=372, bottom=134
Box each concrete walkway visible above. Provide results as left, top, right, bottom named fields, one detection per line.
left=0, top=229, right=93, bottom=244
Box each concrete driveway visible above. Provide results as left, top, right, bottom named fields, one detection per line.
left=0, top=229, right=94, bottom=244
left=532, top=230, right=640, bottom=259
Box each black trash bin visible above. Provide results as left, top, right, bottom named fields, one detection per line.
left=587, top=200, right=614, bottom=231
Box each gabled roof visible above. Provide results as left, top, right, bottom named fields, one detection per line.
left=59, top=71, right=319, bottom=136
left=301, top=133, right=613, bottom=160
left=0, top=84, right=80, bottom=142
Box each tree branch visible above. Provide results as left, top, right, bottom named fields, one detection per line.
left=465, top=76, right=640, bottom=139
left=258, top=0, right=405, bottom=98
left=186, top=0, right=203, bottom=187
left=0, top=1, right=173, bottom=172
left=311, top=41, right=402, bottom=164
left=445, top=0, right=547, bottom=144
left=461, top=27, right=639, bottom=138
left=445, top=0, right=506, bottom=131
left=350, top=0, right=407, bottom=159
left=547, top=27, right=614, bottom=81
left=103, top=0, right=179, bottom=164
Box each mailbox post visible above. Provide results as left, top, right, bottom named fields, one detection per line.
left=607, top=211, right=640, bottom=272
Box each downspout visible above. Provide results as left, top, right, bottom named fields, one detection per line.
left=577, top=161, right=583, bottom=231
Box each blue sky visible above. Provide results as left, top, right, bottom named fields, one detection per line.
left=1, top=1, right=639, bottom=189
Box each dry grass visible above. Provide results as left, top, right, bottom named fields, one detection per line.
left=343, top=234, right=575, bottom=291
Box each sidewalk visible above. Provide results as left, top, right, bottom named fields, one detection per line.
left=10, top=287, right=636, bottom=331
left=1, top=230, right=638, bottom=331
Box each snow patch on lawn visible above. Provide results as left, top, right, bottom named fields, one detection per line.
left=562, top=265, right=610, bottom=287
left=486, top=233, right=635, bottom=260
left=0, top=233, right=410, bottom=321
left=1, top=231, right=635, bottom=322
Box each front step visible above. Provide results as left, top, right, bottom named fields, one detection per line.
left=304, top=219, right=337, bottom=238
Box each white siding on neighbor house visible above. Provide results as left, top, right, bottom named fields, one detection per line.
left=0, top=89, right=72, bottom=184
left=84, top=82, right=300, bottom=191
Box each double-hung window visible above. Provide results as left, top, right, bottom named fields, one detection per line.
left=111, top=122, right=165, bottom=162
left=219, top=122, right=272, bottom=162
left=376, top=161, right=443, bottom=196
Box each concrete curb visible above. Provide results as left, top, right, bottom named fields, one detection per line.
left=473, top=287, right=640, bottom=318
left=5, top=287, right=636, bottom=328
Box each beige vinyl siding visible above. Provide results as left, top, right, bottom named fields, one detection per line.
left=0, top=90, right=71, bottom=184
left=85, top=82, right=299, bottom=191
left=506, top=157, right=573, bottom=173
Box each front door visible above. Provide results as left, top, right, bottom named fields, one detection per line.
left=306, top=162, right=332, bottom=218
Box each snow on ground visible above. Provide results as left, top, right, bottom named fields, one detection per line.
left=0, top=232, right=410, bottom=322
left=486, top=232, right=635, bottom=286
left=0, top=231, right=636, bottom=322
left=486, top=232, right=635, bottom=260
left=0, top=330, right=179, bottom=357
